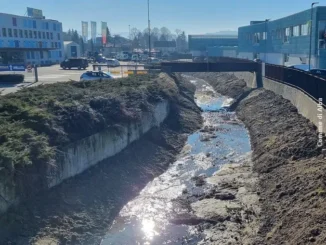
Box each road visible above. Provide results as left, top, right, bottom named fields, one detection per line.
left=0, top=62, right=144, bottom=95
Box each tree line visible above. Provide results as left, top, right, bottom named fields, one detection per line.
left=62, top=26, right=188, bottom=55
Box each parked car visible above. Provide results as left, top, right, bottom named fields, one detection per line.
left=144, top=57, right=161, bottom=69
left=131, top=54, right=141, bottom=62
left=309, top=68, right=326, bottom=79
left=106, top=59, right=120, bottom=67
left=80, top=71, right=113, bottom=81
left=60, top=58, right=88, bottom=70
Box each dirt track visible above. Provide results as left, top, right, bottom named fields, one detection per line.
left=187, top=72, right=326, bottom=244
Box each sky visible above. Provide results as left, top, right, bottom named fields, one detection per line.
left=2, top=0, right=326, bottom=37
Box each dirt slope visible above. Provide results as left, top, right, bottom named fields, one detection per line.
left=0, top=74, right=202, bottom=245
left=188, top=72, right=326, bottom=244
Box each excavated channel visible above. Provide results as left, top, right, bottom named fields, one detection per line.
left=101, top=76, right=251, bottom=244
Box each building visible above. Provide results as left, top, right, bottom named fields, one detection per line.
left=238, top=6, right=326, bottom=68
left=207, top=46, right=238, bottom=58
left=0, top=10, right=64, bottom=67
left=188, top=35, right=238, bottom=57
left=63, top=41, right=80, bottom=59
left=153, top=41, right=177, bottom=54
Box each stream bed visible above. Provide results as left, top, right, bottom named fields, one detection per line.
left=101, top=76, right=251, bottom=245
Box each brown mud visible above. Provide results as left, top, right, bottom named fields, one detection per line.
left=186, top=72, right=326, bottom=245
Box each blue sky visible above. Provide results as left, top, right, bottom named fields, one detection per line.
left=2, top=0, right=326, bottom=36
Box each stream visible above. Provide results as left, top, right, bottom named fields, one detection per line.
left=101, top=76, right=251, bottom=245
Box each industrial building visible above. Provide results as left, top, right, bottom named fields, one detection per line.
left=0, top=8, right=64, bottom=67
left=238, top=6, right=326, bottom=68
left=188, top=35, right=238, bottom=58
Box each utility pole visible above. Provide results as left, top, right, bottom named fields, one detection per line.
left=309, top=2, right=319, bottom=70
left=148, top=0, right=151, bottom=57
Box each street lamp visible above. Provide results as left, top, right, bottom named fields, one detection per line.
left=148, top=0, right=151, bottom=57
left=309, top=2, right=319, bottom=70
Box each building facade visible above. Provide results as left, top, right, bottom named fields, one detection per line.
left=188, top=35, right=238, bottom=57
left=238, top=7, right=326, bottom=68
left=0, top=12, right=64, bottom=66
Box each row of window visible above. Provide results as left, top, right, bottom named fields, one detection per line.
left=0, top=39, right=62, bottom=49
left=10, top=16, right=60, bottom=31
left=1, top=28, right=60, bottom=40
left=244, top=23, right=310, bottom=44
left=26, top=50, right=62, bottom=59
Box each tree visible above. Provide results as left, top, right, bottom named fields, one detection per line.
left=160, top=27, right=172, bottom=41
left=79, top=37, right=85, bottom=56
left=176, top=31, right=187, bottom=52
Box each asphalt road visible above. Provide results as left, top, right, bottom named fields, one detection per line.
left=0, top=62, right=144, bottom=95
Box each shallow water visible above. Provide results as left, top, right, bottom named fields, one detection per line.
left=101, top=76, right=251, bottom=245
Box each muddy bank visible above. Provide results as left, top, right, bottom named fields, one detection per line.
left=186, top=72, right=326, bottom=244
left=0, top=74, right=202, bottom=244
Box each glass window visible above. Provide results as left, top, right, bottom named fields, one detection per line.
left=33, top=20, right=37, bottom=29
left=50, top=33, right=53, bottom=40
left=301, top=23, right=309, bottom=35
left=8, top=28, right=12, bottom=37
left=42, top=32, right=45, bottom=39
left=262, top=32, right=267, bottom=40
left=31, top=51, right=35, bottom=59
left=57, top=33, right=60, bottom=40
left=284, top=28, right=290, bottom=42
left=38, top=31, right=41, bottom=39
left=12, top=17, right=17, bottom=26
left=13, top=29, right=18, bottom=38
left=24, top=30, right=28, bottom=38
left=55, top=42, right=58, bottom=48
left=29, top=30, right=33, bottom=38
left=2, top=28, right=6, bottom=37
left=46, top=32, right=49, bottom=39
left=33, top=31, right=37, bottom=39
left=293, top=26, right=300, bottom=36
left=59, top=51, right=62, bottom=58
left=40, top=51, right=43, bottom=59
left=19, top=29, right=23, bottom=38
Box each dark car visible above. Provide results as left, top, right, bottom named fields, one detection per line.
left=60, top=58, right=88, bottom=70
left=309, top=69, right=326, bottom=79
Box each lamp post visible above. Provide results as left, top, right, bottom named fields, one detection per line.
left=309, top=2, right=319, bottom=70
left=148, top=0, right=151, bottom=57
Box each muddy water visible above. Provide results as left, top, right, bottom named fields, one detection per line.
left=101, top=76, right=251, bottom=245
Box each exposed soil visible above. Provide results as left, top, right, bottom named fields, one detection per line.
left=0, top=74, right=202, bottom=245
left=187, top=72, right=326, bottom=244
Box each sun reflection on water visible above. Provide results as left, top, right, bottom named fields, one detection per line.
left=141, top=218, right=158, bottom=243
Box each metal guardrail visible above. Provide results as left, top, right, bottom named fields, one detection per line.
left=265, top=63, right=326, bottom=108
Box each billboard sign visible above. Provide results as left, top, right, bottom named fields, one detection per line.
left=82, top=21, right=88, bottom=42
left=0, top=64, right=25, bottom=72
left=101, top=22, right=107, bottom=44
left=27, top=7, right=43, bottom=18
left=91, top=21, right=97, bottom=42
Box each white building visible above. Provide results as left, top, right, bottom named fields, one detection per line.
left=0, top=11, right=64, bottom=66
left=63, top=41, right=80, bottom=59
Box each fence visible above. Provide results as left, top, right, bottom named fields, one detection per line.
left=265, top=64, right=326, bottom=107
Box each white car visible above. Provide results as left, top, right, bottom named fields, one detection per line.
left=106, top=59, right=120, bottom=67
left=80, top=71, right=113, bottom=81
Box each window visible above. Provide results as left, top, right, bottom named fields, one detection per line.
left=31, top=51, right=35, bottom=59
left=58, top=42, right=61, bottom=48
left=53, top=23, right=56, bottom=31
left=284, top=53, right=289, bottom=63
left=46, top=32, right=49, bottom=39
left=8, top=28, right=12, bottom=37
left=57, top=33, right=60, bottom=40
left=12, top=17, right=17, bottom=26
left=284, top=28, right=290, bottom=42
left=289, top=26, right=293, bottom=37
left=301, top=23, right=309, bottom=35
left=262, top=32, right=267, bottom=40
left=59, top=51, right=62, bottom=58
left=40, top=51, right=44, bottom=59
left=55, top=42, right=58, bottom=48
left=19, top=29, right=23, bottom=38
left=38, top=31, right=41, bottom=39
left=42, top=32, right=45, bottom=39
left=13, top=29, right=18, bottom=38
left=29, top=30, right=33, bottom=38
left=48, top=51, right=51, bottom=58
left=33, top=20, right=37, bottom=29
left=24, top=30, right=28, bottom=38
left=293, top=26, right=300, bottom=36
left=50, top=33, right=53, bottom=40
left=52, top=42, right=55, bottom=48
left=254, top=33, right=260, bottom=43
left=33, top=31, right=37, bottom=39
left=46, top=22, right=49, bottom=30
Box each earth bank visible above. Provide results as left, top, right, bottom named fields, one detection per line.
left=0, top=73, right=202, bottom=244
left=186, top=72, right=326, bottom=244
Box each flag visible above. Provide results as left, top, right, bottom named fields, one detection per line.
left=101, top=22, right=107, bottom=45
left=81, top=21, right=88, bottom=42
left=91, top=21, right=97, bottom=43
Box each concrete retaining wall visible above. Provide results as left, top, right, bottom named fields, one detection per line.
left=228, top=71, right=326, bottom=134
left=0, top=101, right=170, bottom=215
